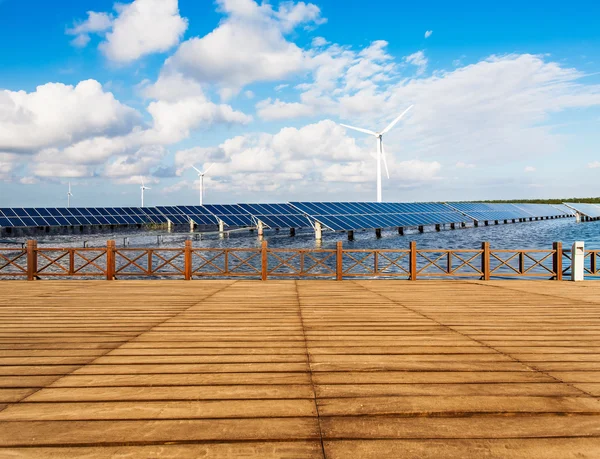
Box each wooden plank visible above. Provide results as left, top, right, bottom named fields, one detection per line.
left=323, top=438, right=600, bottom=459
left=0, top=442, right=324, bottom=459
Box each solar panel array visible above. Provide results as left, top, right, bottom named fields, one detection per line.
left=0, top=201, right=578, bottom=231
left=156, top=206, right=218, bottom=226
left=564, top=203, right=600, bottom=218
left=0, top=207, right=163, bottom=228
left=290, top=202, right=468, bottom=231
left=203, top=204, right=254, bottom=227
left=238, top=203, right=312, bottom=229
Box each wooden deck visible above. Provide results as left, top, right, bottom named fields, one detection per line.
left=0, top=280, right=599, bottom=458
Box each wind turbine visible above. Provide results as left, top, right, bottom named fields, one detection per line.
left=192, top=164, right=214, bottom=206
left=140, top=177, right=151, bottom=208
left=67, top=182, right=73, bottom=208
left=340, top=105, right=413, bottom=202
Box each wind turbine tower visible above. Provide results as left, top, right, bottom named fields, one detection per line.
left=340, top=105, right=413, bottom=202
left=67, top=182, right=73, bottom=208
left=140, top=178, right=151, bottom=207
left=192, top=164, right=214, bottom=206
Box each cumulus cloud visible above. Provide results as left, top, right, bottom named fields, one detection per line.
left=404, top=50, right=428, bottom=75
left=0, top=72, right=250, bottom=182
left=103, top=145, right=168, bottom=178
left=67, top=11, right=113, bottom=47
left=259, top=53, right=600, bottom=170
left=0, top=80, right=140, bottom=154
left=524, top=166, right=536, bottom=172
left=165, top=0, right=325, bottom=98
left=587, top=161, right=600, bottom=169
left=456, top=161, right=476, bottom=169
left=100, top=0, right=188, bottom=63
left=424, top=30, right=433, bottom=38
left=68, top=0, right=187, bottom=62
left=171, top=120, right=441, bottom=196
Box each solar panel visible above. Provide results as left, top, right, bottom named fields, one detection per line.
left=551, top=204, right=575, bottom=215
left=155, top=206, right=219, bottom=226
left=238, top=203, right=312, bottom=228
left=0, top=206, right=166, bottom=228
left=512, top=203, right=571, bottom=218
left=203, top=204, right=254, bottom=227
left=289, top=202, right=469, bottom=231
left=564, top=203, right=600, bottom=218
left=447, top=203, right=530, bottom=222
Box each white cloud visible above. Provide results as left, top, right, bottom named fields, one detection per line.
left=524, top=166, right=536, bottom=172
left=587, top=161, right=600, bottom=169
left=172, top=119, right=441, bottom=195
left=424, top=30, right=433, bottom=39
left=0, top=80, right=140, bottom=154
left=67, top=11, right=113, bottom=47
left=0, top=153, right=18, bottom=181
left=404, top=50, right=428, bottom=75
left=456, top=161, right=476, bottom=169
left=0, top=71, right=251, bottom=182
left=262, top=53, right=600, bottom=170
left=100, top=0, right=188, bottom=63
left=103, top=145, right=168, bottom=178
left=311, top=36, right=328, bottom=47
left=256, top=98, right=316, bottom=120
left=166, top=0, right=325, bottom=98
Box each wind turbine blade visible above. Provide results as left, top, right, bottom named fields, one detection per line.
left=340, top=124, right=377, bottom=136
left=382, top=144, right=390, bottom=179
left=141, top=177, right=145, bottom=187
left=380, top=105, right=414, bottom=135
left=192, top=165, right=203, bottom=174
left=203, top=163, right=215, bottom=175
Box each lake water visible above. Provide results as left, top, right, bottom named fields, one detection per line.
left=2, top=218, right=599, bottom=279
left=5, top=217, right=598, bottom=251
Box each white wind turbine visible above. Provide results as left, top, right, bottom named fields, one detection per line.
left=67, top=182, right=73, bottom=208
left=340, top=105, right=414, bottom=202
left=192, top=164, right=214, bottom=206
left=140, top=177, right=151, bottom=207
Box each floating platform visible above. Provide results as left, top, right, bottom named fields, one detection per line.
left=0, top=280, right=599, bottom=457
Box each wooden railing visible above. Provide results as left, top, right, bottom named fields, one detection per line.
left=0, top=240, right=590, bottom=281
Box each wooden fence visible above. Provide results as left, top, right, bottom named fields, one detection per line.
left=0, top=240, right=591, bottom=281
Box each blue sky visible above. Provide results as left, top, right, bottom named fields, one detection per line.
left=1, top=0, right=599, bottom=207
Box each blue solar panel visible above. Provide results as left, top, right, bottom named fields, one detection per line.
left=203, top=204, right=254, bottom=227
left=447, top=203, right=528, bottom=221
left=238, top=203, right=320, bottom=229
left=564, top=203, right=600, bottom=218
left=155, top=206, right=218, bottom=226
left=513, top=204, right=571, bottom=218
left=289, top=202, right=469, bottom=231
left=551, top=204, right=575, bottom=215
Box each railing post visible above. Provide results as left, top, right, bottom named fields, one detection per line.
left=409, top=241, right=417, bottom=281
left=336, top=241, right=343, bottom=281
left=68, top=249, right=75, bottom=276
left=184, top=240, right=192, bottom=280
left=26, top=240, right=37, bottom=281
left=106, top=240, right=115, bottom=280
left=553, top=242, right=562, bottom=281
left=481, top=242, right=490, bottom=281
left=261, top=241, right=268, bottom=281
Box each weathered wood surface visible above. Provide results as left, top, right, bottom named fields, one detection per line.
left=0, top=280, right=599, bottom=458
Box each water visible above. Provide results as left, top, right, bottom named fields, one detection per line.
left=5, top=218, right=599, bottom=250
left=2, top=219, right=598, bottom=279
